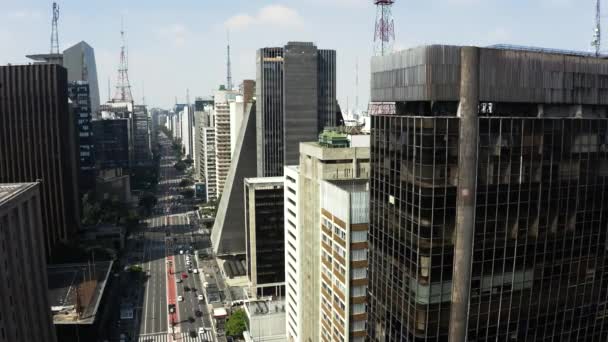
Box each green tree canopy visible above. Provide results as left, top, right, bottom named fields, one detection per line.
left=225, top=309, right=248, bottom=337
left=139, top=192, right=158, bottom=214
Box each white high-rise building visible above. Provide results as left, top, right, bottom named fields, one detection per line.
left=214, top=89, right=238, bottom=194
left=180, top=106, right=193, bottom=158
left=284, top=138, right=370, bottom=342
left=202, top=127, right=217, bottom=201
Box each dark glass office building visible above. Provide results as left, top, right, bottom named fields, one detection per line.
left=256, top=42, right=336, bottom=177
left=0, top=64, right=81, bottom=256
left=68, top=81, right=95, bottom=193
left=368, top=45, right=608, bottom=341
left=92, top=119, right=131, bottom=170
left=244, top=177, right=285, bottom=297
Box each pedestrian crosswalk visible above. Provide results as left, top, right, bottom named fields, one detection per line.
left=137, top=331, right=213, bottom=342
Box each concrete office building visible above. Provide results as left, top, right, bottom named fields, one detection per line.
left=68, top=81, right=96, bottom=193
left=215, top=89, right=239, bottom=194
left=63, top=41, right=101, bottom=116
left=133, top=105, right=152, bottom=165
left=284, top=138, right=370, bottom=342
left=180, top=105, right=194, bottom=158
left=202, top=127, right=218, bottom=201
left=92, top=118, right=131, bottom=170
left=368, top=44, right=608, bottom=341
left=319, top=179, right=369, bottom=342
left=0, top=183, right=57, bottom=342
left=244, top=177, right=285, bottom=297
left=212, top=104, right=258, bottom=255
left=256, top=42, right=336, bottom=177
left=0, top=64, right=81, bottom=255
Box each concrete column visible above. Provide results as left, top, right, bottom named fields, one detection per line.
left=449, top=46, right=479, bottom=342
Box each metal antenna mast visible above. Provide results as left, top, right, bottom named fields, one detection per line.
left=113, top=18, right=134, bottom=102
left=374, top=0, right=395, bottom=56
left=227, top=30, right=233, bottom=90
left=50, top=2, right=60, bottom=54
left=593, top=0, right=602, bottom=56
left=355, top=57, right=359, bottom=114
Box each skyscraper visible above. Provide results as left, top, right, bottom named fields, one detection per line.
left=0, top=183, right=57, bottom=342
left=284, top=138, right=370, bottom=342
left=368, top=45, right=608, bottom=341
left=256, top=42, right=336, bottom=177
left=63, top=41, right=101, bottom=116
left=244, top=177, right=285, bottom=297
left=0, top=64, right=81, bottom=256
left=68, top=81, right=95, bottom=193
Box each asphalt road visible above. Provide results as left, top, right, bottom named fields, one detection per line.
left=134, top=133, right=214, bottom=342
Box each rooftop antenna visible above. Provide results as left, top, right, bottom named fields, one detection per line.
left=50, top=2, right=60, bottom=54
left=373, top=0, right=396, bottom=56
left=226, top=30, right=233, bottom=91
left=107, top=77, right=111, bottom=102
left=113, top=17, right=134, bottom=102
left=592, top=0, right=602, bottom=56
left=355, top=57, right=359, bottom=114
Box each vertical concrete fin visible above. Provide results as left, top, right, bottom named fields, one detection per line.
left=211, top=103, right=257, bottom=255
left=449, top=46, right=479, bottom=342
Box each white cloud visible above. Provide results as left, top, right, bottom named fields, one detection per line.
left=225, top=4, right=303, bottom=31
left=157, top=24, right=190, bottom=47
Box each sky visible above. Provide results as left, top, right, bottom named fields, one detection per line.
left=0, top=0, right=599, bottom=110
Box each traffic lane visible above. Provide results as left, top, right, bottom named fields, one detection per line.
left=175, top=252, right=204, bottom=336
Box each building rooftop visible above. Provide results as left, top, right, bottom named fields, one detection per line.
left=48, top=261, right=114, bottom=325
left=244, top=177, right=284, bottom=185
left=246, top=299, right=286, bottom=317
left=0, top=183, right=37, bottom=207
left=327, top=179, right=369, bottom=193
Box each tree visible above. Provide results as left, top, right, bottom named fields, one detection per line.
left=225, top=309, right=248, bottom=337
left=139, top=192, right=158, bottom=214
left=179, top=178, right=193, bottom=187
left=181, top=188, right=194, bottom=199
left=174, top=161, right=187, bottom=172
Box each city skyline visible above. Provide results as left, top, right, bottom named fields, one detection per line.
left=0, top=0, right=599, bottom=109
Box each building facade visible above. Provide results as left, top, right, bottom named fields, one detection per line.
left=0, top=183, right=57, bottom=342
left=284, top=140, right=370, bottom=342
left=319, top=180, right=369, bottom=342
left=0, top=64, right=81, bottom=256
left=133, top=105, right=152, bottom=166
left=68, top=81, right=96, bottom=194
left=244, top=177, right=285, bottom=297
left=63, top=41, right=101, bottom=117
left=202, top=127, right=218, bottom=201
left=214, top=89, right=239, bottom=194
left=92, top=118, right=131, bottom=170
left=368, top=45, right=608, bottom=341
left=256, top=43, right=336, bottom=177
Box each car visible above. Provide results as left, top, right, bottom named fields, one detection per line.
left=195, top=310, right=203, bottom=317
left=198, top=294, right=204, bottom=301
left=193, top=268, right=198, bottom=274
left=178, top=296, right=184, bottom=302
left=187, top=268, right=193, bottom=273
left=189, top=330, right=197, bottom=338
left=181, top=273, right=188, bottom=279
left=184, top=286, right=190, bottom=291
left=179, top=250, right=184, bottom=255
left=176, top=278, right=182, bottom=283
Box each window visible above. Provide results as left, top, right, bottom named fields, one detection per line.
left=351, top=249, right=367, bottom=261
left=351, top=230, right=367, bottom=243
left=351, top=267, right=367, bottom=279
left=351, top=303, right=366, bottom=314
left=351, top=285, right=367, bottom=297
left=350, top=320, right=366, bottom=332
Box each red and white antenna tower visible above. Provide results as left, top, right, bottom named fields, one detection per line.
left=374, top=0, right=395, bottom=56
left=113, top=18, right=133, bottom=102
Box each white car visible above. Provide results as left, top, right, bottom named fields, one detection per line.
left=193, top=269, right=198, bottom=274
left=178, top=296, right=184, bottom=302
left=179, top=250, right=184, bottom=255
left=198, top=294, right=204, bottom=301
